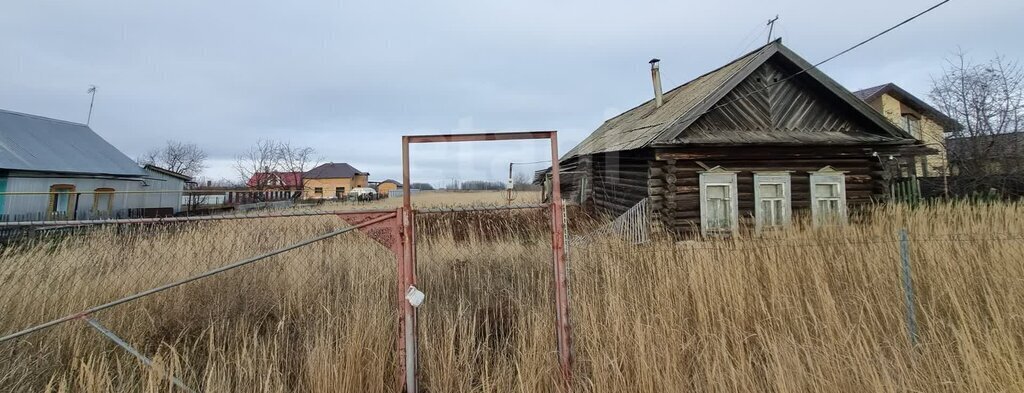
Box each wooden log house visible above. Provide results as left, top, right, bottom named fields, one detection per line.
left=546, top=40, right=931, bottom=235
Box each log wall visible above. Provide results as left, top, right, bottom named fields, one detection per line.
left=655, top=146, right=889, bottom=235
left=586, top=150, right=653, bottom=216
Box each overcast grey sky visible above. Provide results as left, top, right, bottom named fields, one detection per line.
left=2, top=0, right=1021, bottom=185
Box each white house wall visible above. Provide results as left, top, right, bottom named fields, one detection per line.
left=0, top=171, right=184, bottom=221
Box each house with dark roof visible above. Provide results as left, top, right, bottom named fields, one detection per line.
left=0, top=109, right=188, bottom=221
left=302, top=162, right=369, bottom=199
left=853, top=83, right=954, bottom=177
left=545, top=40, right=930, bottom=236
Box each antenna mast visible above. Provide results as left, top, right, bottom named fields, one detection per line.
left=767, top=15, right=780, bottom=43
left=86, top=85, right=97, bottom=126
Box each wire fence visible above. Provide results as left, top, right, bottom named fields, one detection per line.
left=0, top=187, right=414, bottom=229
left=2, top=198, right=1024, bottom=391
left=0, top=199, right=557, bottom=392
left=0, top=211, right=399, bottom=391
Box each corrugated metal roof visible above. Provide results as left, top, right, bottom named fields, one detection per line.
left=304, top=162, right=368, bottom=179
left=0, top=109, right=145, bottom=176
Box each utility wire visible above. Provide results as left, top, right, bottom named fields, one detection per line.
left=668, top=0, right=952, bottom=131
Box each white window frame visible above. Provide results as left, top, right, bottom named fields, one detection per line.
left=809, top=167, right=848, bottom=226
left=753, top=172, right=792, bottom=231
left=699, top=168, right=738, bottom=236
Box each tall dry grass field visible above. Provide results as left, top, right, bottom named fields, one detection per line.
left=303, top=190, right=541, bottom=212
left=0, top=202, right=1023, bottom=392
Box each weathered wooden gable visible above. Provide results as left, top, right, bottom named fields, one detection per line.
left=684, top=59, right=884, bottom=139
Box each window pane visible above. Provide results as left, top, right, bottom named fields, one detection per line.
left=760, top=199, right=784, bottom=227
left=772, top=200, right=783, bottom=225
left=708, top=198, right=730, bottom=230
left=55, top=192, right=69, bottom=213
left=815, top=184, right=837, bottom=198
left=707, top=185, right=727, bottom=199
left=759, top=183, right=781, bottom=198
left=717, top=201, right=731, bottom=229
left=96, top=194, right=110, bottom=213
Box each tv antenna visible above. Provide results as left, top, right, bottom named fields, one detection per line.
left=86, top=85, right=98, bottom=126
left=767, top=15, right=780, bottom=43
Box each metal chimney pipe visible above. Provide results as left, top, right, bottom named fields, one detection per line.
left=650, top=58, right=663, bottom=108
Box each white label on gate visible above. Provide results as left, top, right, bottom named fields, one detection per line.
left=405, top=286, right=425, bottom=307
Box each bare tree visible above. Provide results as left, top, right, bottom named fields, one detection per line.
left=931, top=50, right=1024, bottom=194
left=278, top=142, right=320, bottom=173
left=140, top=140, right=207, bottom=178
left=234, top=139, right=282, bottom=190
left=278, top=142, right=322, bottom=196
left=234, top=140, right=320, bottom=198
left=512, top=171, right=540, bottom=191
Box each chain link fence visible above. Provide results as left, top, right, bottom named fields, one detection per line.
left=0, top=212, right=400, bottom=392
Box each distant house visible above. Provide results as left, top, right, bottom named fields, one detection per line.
left=375, top=179, right=402, bottom=196
left=246, top=171, right=303, bottom=191
left=947, top=131, right=1024, bottom=176
left=854, top=83, right=954, bottom=177
left=0, top=109, right=188, bottom=221
left=142, top=164, right=192, bottom=212
left=303, top=163, right=369, bottom=199
left=543, top=40, right=930, bottom=236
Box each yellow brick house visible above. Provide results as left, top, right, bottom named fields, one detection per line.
left=854, top=83, right=954, bottom=177
left=302, top=162, right=369, bottom=199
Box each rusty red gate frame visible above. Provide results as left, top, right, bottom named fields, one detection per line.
left=396, top=131, right=573, bottom=392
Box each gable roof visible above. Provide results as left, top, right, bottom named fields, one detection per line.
left=0, top=109, right=145, bottom=177
left=304, top=162, right=368, bottom=179
left=853, top=82, right=957, bottom=127
left=144, top=164, right=193, bottom=181
left=563, top=40, right=916, bottom=160
left=246, top=171, right=302, bottom=188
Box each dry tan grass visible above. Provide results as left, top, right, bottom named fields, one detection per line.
left=1, top=202, right=1023, bottom=392
left=302, top=190, right=541, bottom=212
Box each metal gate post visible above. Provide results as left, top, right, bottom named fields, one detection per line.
left=548, top=133, right=573, bottom=387
left=400, top=131, right=573, bottom=391
left=394, top=207, right=410, bottom=392
left=400, top=137, right=419, bottom=393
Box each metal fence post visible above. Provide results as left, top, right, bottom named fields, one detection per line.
left=899, top=228, right=919, bottom=347
left=549, top=133, right=573, bottom=388
left=400, top=137, right=418, bottom=393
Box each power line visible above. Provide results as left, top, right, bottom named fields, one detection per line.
left=808, top=0, right=950, bottom=73
left=730, top=21, right=770, bottom=58
left=673, top=0, right=952, bottom=130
